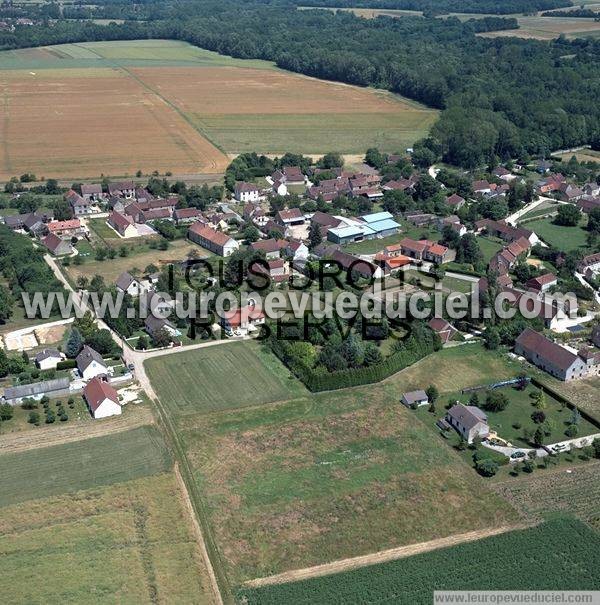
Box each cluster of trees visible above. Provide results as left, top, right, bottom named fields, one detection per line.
left=3, top=2, right=600, bottom=168
left=269, top=317, right=441, bottom=391
left=66, top=311, right=121, bottom=356
left=0, top=225, right=64, bottom=320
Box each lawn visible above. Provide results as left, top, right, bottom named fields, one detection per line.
left=526, top=217, right=589, bottom=251
left=145, top=340, right=308, bottom=415
left=477, top=235, right=504, bottom=264
left=237, top=518, right=600, bottom=604
left=183, top=382, right=517, bottom=585
left=0, top=426, right=172, bottom=507
left=444, top=383, right=600, bottom=447
left=344, top=233, right=404, bottom=254
left=385, top=344, right=522, bottom=394
left=64, top=237, right=209, bottom=284
left=542, top=375, right=600, bottom=421
left=0, top=473, right=218, bottom=604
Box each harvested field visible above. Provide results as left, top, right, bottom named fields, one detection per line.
left=543, top=375, right=600, bottom=420
left=478, top=16, right=600, bottom=40
left=0, top=40, right=437, bottom=178
left=181, top=383, right=517, bottom=584
left=0, top=473, right=219, bottom=605
left=0, top=67, right=228, bottom=178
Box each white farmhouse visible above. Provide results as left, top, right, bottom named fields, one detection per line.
left=76, top=345, right=108, bottom=380
left=234, top=181, right=260, bottom=203
left=83, top=377, right=122, bottom=419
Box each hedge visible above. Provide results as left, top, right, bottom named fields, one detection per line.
left=56, top=359, right=77, bottom=370
left=269, top=337, right=436, bottom=392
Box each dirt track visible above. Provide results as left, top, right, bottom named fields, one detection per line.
left=0, top=405, right=154, bottom=454
left=244, top=524, right=530, bottom=588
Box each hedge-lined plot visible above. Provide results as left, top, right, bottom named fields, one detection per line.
left=238, top=518, right=600, bottom=604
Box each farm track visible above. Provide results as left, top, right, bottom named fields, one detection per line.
left=1, top=85, right=11, bottom=173
left=244, top=523, right=531, bottom=588
left=0, top=405, right=154, bottom=454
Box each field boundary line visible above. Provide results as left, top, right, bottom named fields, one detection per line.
left=0, top=405, right=154, bottom=454
left=173, top=462, right=223, bottom=605
left=244, top=523, right=531, bottom=588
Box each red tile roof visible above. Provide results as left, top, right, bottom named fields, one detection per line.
left=47, top=219, right=81, bottom=232
left=188, top=223, right=232, bottom=247
left=83, top=377, right=119, bottom=413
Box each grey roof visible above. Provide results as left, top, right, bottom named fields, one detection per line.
left=3, top=377, right=70, bottom=401
left=76, top=345, right=106, bottom=372
left=447, top=404, right=488, bottom=430
left=402, top=390, right=428, bottom=404
left=81, top=184, right=102, bottom=195
left=145, top=315, right=175, bottom=332
left=35, top=348, right=61, bottom=363
left=115, top=271, right=137, bottom=292
left=4, top=214, right=27, bottom=228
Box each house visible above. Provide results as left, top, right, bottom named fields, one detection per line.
left=577, top=196, right=600, bottom=214
left=108, top=180, right=135, bottom=198
left=24, top=212, right=50, bottom=236
left=349, top=174, right=383, bottom=199
left=188, top=223, right=240, bottom=256
left=3, top=213, right=28, bottom=230
left=526, top=273, right=557, bottom=293
left=537, top=173, right=566, bottom=194
left=445, top=404, right=490, bottom=444
left=35, top=348, right=63, bottom=371
left=250, top=238, right=287, bottom=259
left=374, top=253, right=412, bottom=274
left=140, top=208, right=172, bottom=222
left=428, top=318, right=458, bottom=344
left=472, top=180, right=492, bottom=195
left=514, top=328, right=594, bottom=381
left=577, top=252, right=600, bottom=276
left=144, top=315, right=181, bottom=340
left=275, top=208, right=305, bottom=227
left=557, top=183, right=584, bottom=202
left=310, top=211, right=343, bottom=237
left=83, top=377, right=122, bottom=419
left=234, top=181, right=260, bottom=203
left=438, top=215, right=466, bottom=236
left=252, top=258, right=289, bottom=284
left=76, top=345, right=108, bottom=381
left=398, top=237, right=428, bottom=260
left=116, top=271, right=145, bottom=296
left=221, top=306, right=265, bottom=334
left=329, top=249, right=384, bottom=279
left=2, top=377, right=70, bottom=405
left=81, top=184, right=104, bottom=202
left=272, top=178, right=288, bottom=196
left=492, top=166, right=516, bottom=182
left=400, top=390, right=429, bottom=408
left=282, top=166, right=305, bottom=185
left=308, top=177, right=350, bottom=202
left=284, top=240, right=309, bottom=265
left=592, top=325, right=600, bottom=348
left=41, top=233, right=73, bottom=256
left=66, top=189, right=91, bottom=216
left=398, top=238, right=450, bottom=264
left=173, top=207, right=202, bottom=225
left=446, top=193, right=466, bottom=210
left=47, top=218, right=82, bottom=238
left=108, top=211, right=137, bottom=237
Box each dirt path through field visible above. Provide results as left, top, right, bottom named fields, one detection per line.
left=0, top=405, right=154, bottom=454
left=244, top=523, right=530, bottom=588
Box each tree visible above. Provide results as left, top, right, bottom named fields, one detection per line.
left=554, top=204, right=581, bottom=227
left=0, top=403, right=13, bottom=421
left=565, top=424, right=578, bottom=438
left=483, top=390, right=509, bottom=412
left=76, top=275, right=89, bottom=290
left=65, top=328, right=84, bottom=358
left=243, top=225, right=260, bottom=243
left=484, top=328, right=500, bottom=350
left=475, top=458, right=498, bottom=477
left=533, top=427, right=545, bottom=446
left=531, top=389, right=546, bottom=409
left=0, top=285, right=14, bottom=323
left=137, top=334, right=150, bottom=350
left=152, top=326, right=173, bottom=348
left=28, top=411, right=40, bottom=425
left=308, top=221, right=323, bottom=250
left=363, top=342, right=382, bottom=366
left=587, top=207, right=600, bottom=234
left=426, top=384, right=439, bottom=404
left=531, top=410, right=546, bottom=424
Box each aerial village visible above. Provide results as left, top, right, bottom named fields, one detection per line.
left=1, top=148, right=600, bottom=473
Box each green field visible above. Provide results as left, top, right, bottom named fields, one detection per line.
left=191, top=111, right=438, bottom=155
left=385, top=344, right=522, bottom=394
left=182, top=382, right=516, bottom=584
left=0, top=426, right=172, bottom=507
left=145, top=341, right=308, bottom=415
left=0, top=39, right=276, bottom=70
left=477, top=235, right=504, bottom=263
left=527, top=217, right=589, bottom=251
left=0, top=472, right=218, bottom=605
left=237, top=518, right=600, bottom=604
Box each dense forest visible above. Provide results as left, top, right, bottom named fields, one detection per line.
left=1, top=0, right=599, bottom=167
